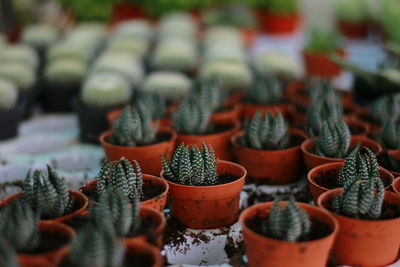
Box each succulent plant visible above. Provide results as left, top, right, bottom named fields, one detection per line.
left=162, top=143, right=218, bottom=186
left=192, top=78, right=226, bottom=112
left=255, top=51, right=303, bottom=79
left=0, top=62, right=36, bottom=91
left=90, top=188, right=141, bottom=237
left=313, top=120, right=351, bottom=159
left=306, top=29, right=341, bottom=53
left=0, top=45, right=38, bottom=68
left=96, top=157, right=143, bottom=202
left=0, top=238, right=20, bottom=267
left=47, top=42, right=91, bottom=64
left=135, top=92, right=166, bottom=120
left=377, top=118, right=400, bottom=149
left=262, top=196, right=311, bottom=242
left=107, top=38, right=149, bottom=59
left=204, top=43, right=246, bottom=64
left=246, top=75, right=283, bottom=105
left=203, top=26, right=243, bottom=48
left=112, top=104, right=158, bottom=146
left=308, top=80, right=339, bottom=104
left=381, top=152, right=400, bottom=173
left=45, top=58, right=87, bottom=83
left=307, top=98, right=344, bottom=136
left=335, top=0, right=368, bottom=23
left=21, top=24, right=58, bottom=48
left=379, top=0, right=400, bottom=44
left=22, top=165, right=72, bottom=219
left=370, top=94, right=400, bottom=124
left=266, top=0, right=298, bottom=14
left=332, top=147, right=384, bottom=219
left=240, top=110, right=290, bottom=150
left=0, top=78, right=18, bottom=111
left=80, top=73, right=132, bottom=108
left=114, top=20, right=152, bottom=41
left=0, top=200, right=40, bottom=251
left=204, top=4, right=256, bottom=28
left=158, top=12, right=197, bottom=41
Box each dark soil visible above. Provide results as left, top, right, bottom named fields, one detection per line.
left=178, top=123, right=234, bottom=136
left=123, top=250, right=156, bottom=267
left=314, top=169, right=340, bottom=189
left=328, top=200, right=400, bottom=220
left=163, top=216, right=193, bottom=254
left=349, top=124, right=364, bottom=135
left=216, top=174, right=240, bottom=185
left=17, top=230, right=69, bottom=254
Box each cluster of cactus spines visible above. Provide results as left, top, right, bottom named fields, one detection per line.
left=0, top=239, right=20, bottom=267
left=313, top=120, right=351, bottom=158
left=309, top=80, right=339, bottom=104
left=112, top=104, right=158, bottom=147
left=172, top=96, right=213, bottom=135
left=370, top=94, right=400, bottom=124
left=0, top=200, right=39, bottom=251
left=246, top=75, right=283, bottom=105
left=22, top=165, right=72, bottom=219
left=378, top=118, right=400, bottom=149
left=162, top=143, right=218, bottom=186
left=97, top=157, right=143, bottom=202
left=135, top=92, right=166, bottom=120
left=90, top=188, right=141, bottom=237
left=68, top=224, right=124, bottom=267
left=194, top=78, right=225, bottom=112
left=307, top=98, right=344, bottom=136
left=240, top=110, right=290, bottom=150
left=263, top=196, right=311, bottom=242
left=332, top=147, right=385, bottom=219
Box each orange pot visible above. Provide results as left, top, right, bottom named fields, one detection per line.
left=241, top=102, right=292, bottom=120
left=318, top=188, right=400, bottom=267
left=0, top=190, right=88, bottom=223
left=241, top=28, right=258, bottom=48
left=301, top=136, right=382, bottom=170
left=337, top=21, right=368, bottom=39
left=256, top=10, right=301, bottom=34
left=80, top=174, right=169, bottom=212
left=124, top=239, right=163, bottom=267
left=231, top=128, right=307, bottom=184
left=18, top=256, right=56, bottom=267
left=161, top=160, right=246, bottom=229
left=239, top=202, right=338, bottom=267
left=303, top=50, right=346, bottom=78
left=99, top=127, right=177, bottom=176
left=176, top=121, right=239, bottom=161
left=308, top=162, right=394, bottom=204
left=106, top=108, right=172, bottom=129
left=211, top=104, right=241, bottom=125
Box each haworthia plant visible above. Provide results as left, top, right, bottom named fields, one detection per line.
left=309, top=80, right=339, bottom=104
left=246, top=75, right=283, bottom=105
left=135, top=92, right=166, bottom=120
left=193, top=78, right=226, bottom=112
left=307, top=98, right=343, bottom=136
left=0, top=238, right=20, bottom=267
left=370, top=94, right=400, bottom=124
left=377, top=118, right=400, bottom=149
left=162, top=143, right=218, bottom=186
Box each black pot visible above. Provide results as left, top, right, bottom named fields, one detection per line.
left=19, top=84, right=41, bottom=119
left=42, top=80, right=81, bottom=113
left=0, top=98, right=26, bottom=140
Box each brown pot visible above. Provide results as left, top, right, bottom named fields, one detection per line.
left=18, top=256, right=56, bottom=267
left=241, top=102, right=292, bottom=120
left=337, top=21, right=369, bottom=39
left=231, top=128, right=307, bottom=184
left=239, top=201, right=338, bottom=267
left=318, top=188, right=400, bottom=267
left=303, top=50, right=346, bottom=78
left=308, top=162, right=394, bottom=203
left=393, top=177, right=400, bottom=195
left=99, top=127, right=177, bottom=176
left=161, top=160, right=246, bottom=229
left=301, top=136, right=382, bottom=170
left=256, top=10, right=301, bottom=34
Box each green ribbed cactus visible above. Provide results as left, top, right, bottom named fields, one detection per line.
left=332, top=147, right=384, bottom=219
left=0, top=200, right=39, bottom=251
left=370, top=95, right=400, bottom=124
left=112, top=104, right=158, bottom=147
left=240, top=110, right=289, bottom=150
left=67, top=224, right=124, bottom=267
left=246, top=75, right=283, bottom=105
left=90, top=189, right=141, bottom=237
left=313, top=120, right=351, bottom=158
left=162, top=143, right=218, bottom=186
left=377, top=118, right=400, bottom=149
left=262, top=196, right=311, bottom=242
left=135, top=93, right=166, bottom=120
left=307, top=98, right=344, bottom=136
left=97, top=157, right=143, bottom=202
left=172, top=96, right=213, bottom=135
left=22, top=165, right=72, bottom=219
left=309, top=80, right=339, bottom=104
left=0, top=239, right=20, bottom=267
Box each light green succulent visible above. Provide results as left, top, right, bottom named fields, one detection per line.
left=377, top=118, right=400, bottom=149
left=246, top=75, right=283, bottom=105
left=335, top=0, right=369, bottom=23
left=0, top=63, right=36, bottom=90
left=203, top=26, right=243, bottom=49
left=255, top=51, right=303, bottom=79
left=306, top=29, right=341, bottom=53
left=21, top=24, right=58, bottom=48
left=204, top=43, right=246, bottom=64
left=0, top=78, right=18, bottom=111
left=68, top=23, right=107, bottom=42
left=0, top=45, right=38, bottom=69
left=81, top=73, right=132, bottom=108
left=45, top=58, right=87, bottom=83
left=204, top=4, right=257, bottom=28
left=47, top=42, right=91, bottom=64
left=107, top=37, right=149, bottom=59
left=370, top=94, right=400, bottom=124
left=158, top=12, right=197, bottom=41
left=114, top=20, right=153, bottom=41
left=256, top=0, right=298, bottom=14
left=0, top=238, right=20, bottom=267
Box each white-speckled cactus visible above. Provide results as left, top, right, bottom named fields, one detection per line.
left=107, top=37, right=149, bottom=58
left=81, top=73, right=132, bottom=108
left=114, top=20, right=153, bottom=41
left=255, top=51, right=303, bottom=79
left=0, top=78, right=18, bottom=111
left=204, top=43, right=246, bottom=64
left=0, top=45, right=38, bottom=69
left=158, top=12, right=197, bottom=41
left=47, top=42, right=91, bottom=63
left=45, top=58, right=87, bottom=84
left=204, top=26, right=243, bottom=48
left=21, top=24, right=58, bottom=48
left=0, top=63, right=36, bottom=91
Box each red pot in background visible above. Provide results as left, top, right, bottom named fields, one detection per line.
left=241, top=102, right=292, bottom=120
left=111, top=2, right=147, bottom=24
left=337, top=21, right=369, bottom=39
left=124, top=239, right=163, bottom=267
left=256, top=10, right=300, bottom=34
left=303, top=50, right=346, bottom=78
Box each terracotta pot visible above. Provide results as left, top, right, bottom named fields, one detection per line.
left=256, top=10, right=300, bottom=34
left=227, top=91, right=245, bottom=106
left=106, top=108, right=172, bottom=129
left=240, top=201, right=338, bottom=267
left=344, top=116, right=370, bottom=137
left=112, top=2, right=147, bottom=23
left=161, top=160, right=246, bottom=229
left=124, top=239, right=163, bottom=267
left=301, top=136, right=382, bottom=170
left=211, top=104, right=241, bottom=125
left=284, top=81, right=307, bottom=107
left=308, top=162, right=394, bottom=204
left=337, top=21, right=368, bottom=39
left=0, top=190, right=88, bottom=223
left=99, top=127, right=177, bottom=176
left=176, top=120, right=239, bottom=161
left=318, top=188, right=400, bottom=267
left=18, top=256, right=56, bottom=267
left=241, top=102, right=292, bottom=120
left=303, top=50, right=346, bottom=78
left=241, top=28, right=258, bottom=48
left=231, top=128, right=307, bottom=184
left=18, top=221, right=74, bottom=263
left=81, top=174, right=169, bottom=212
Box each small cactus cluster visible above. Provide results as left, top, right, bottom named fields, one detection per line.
left=331, top=147, right=384, bottom=219
left=307, top=97, right=344, bottom=136
left=162, top=143, right=218, bottom=186
left=240, top=110, right=290, bottom=150
left=377, top=118, right=400, bottom=149
left=45, top=58, right=88, bottom=83
left=112, top=104, right=158, bottom=147
left=370, top=94, right=400, bottom=124
left=96, top=157, right=143, bottom=203
left=135, top=92, right=166, bottom=120
left=246, top=75, right=283, bottom=105
left=263, top=196, right=311, bottom=242
left=22, top=165, right=72, bottom=219
left=313, top=120, right=351, bottom=159
left=192, top=78, right=226, bottom=112
left=0, top=238, right=20, bottom=267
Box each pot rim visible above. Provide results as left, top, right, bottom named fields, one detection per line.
left=175, top=120, right=240, bottom=139
left=302, top=48, right=346, bottom=57
left=393, top=177, right=400, bottom=195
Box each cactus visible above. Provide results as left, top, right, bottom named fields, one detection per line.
left=307, top=97, right=344, bottom=136
left=313, top=120, right=351, bottom=158
left=21, top=24, right=58, bottom=48
left=332, top=146, right=384, bottom=219
left=255, top=51, right=303, bottom=79
left=114, top=20, right=153, bottom=41
left=309, top=80, right=339, bottom=104
left=90, top=188, right=141, bottom=237
left=0, top=62, right=36, bottom=91
left=135, top=92, right=166, bottom=120
left=0, top=200, right=40, bottom=251
left=192, top=78, right=226, bottom=112
left=158, top=12, right=197, bottom=41
left=162, top=143, right=218, bottom=186
left=0, top=78, right=18, bottom=111
left=107, top=38, right=149, bottom=59
left=45, top=58, right=87, bottom=83
left=262, top=196, right=311, bottom=242
left=204, top=43, right=246, bottom=64
left=377, top=118, right=400, bottom=149
left=370, top=95, right=400, bottom=124
left=204, top=26, right=243, bottom=48
left=96, top=157, right=143, bottom=202
left=0, top=45, right=38, bottom=68
left=246, top=75, right=283, bottom=105
left=335, top=0, right=368, bottom=23
left=0, top=238, right=20, bottom=267
left=112, top=104, right=158, bottom=146
left=240, top=110, right=290, bottom=150
left=305, top=29, right=341, bottom=53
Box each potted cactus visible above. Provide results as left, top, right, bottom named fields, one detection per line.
left=81, top=157, right=169, bottom=212
left=161, top=143, right=246, bottom=229
left=232, top=110, right=307, bottom=184
left=308, top=146, right=394, bottom=203
left=335, top=0, right=369, bottom=39
left=77, top=73, right=132, bottom=143
left=0, top=78, right=25, bottom=140
left=376, top=117, right=400, bottom=153
left=239, top=196, right=338, bottom=267
left=0, top=165, right=88, bottom=223
left=377, top=150, right=400, bottom=177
